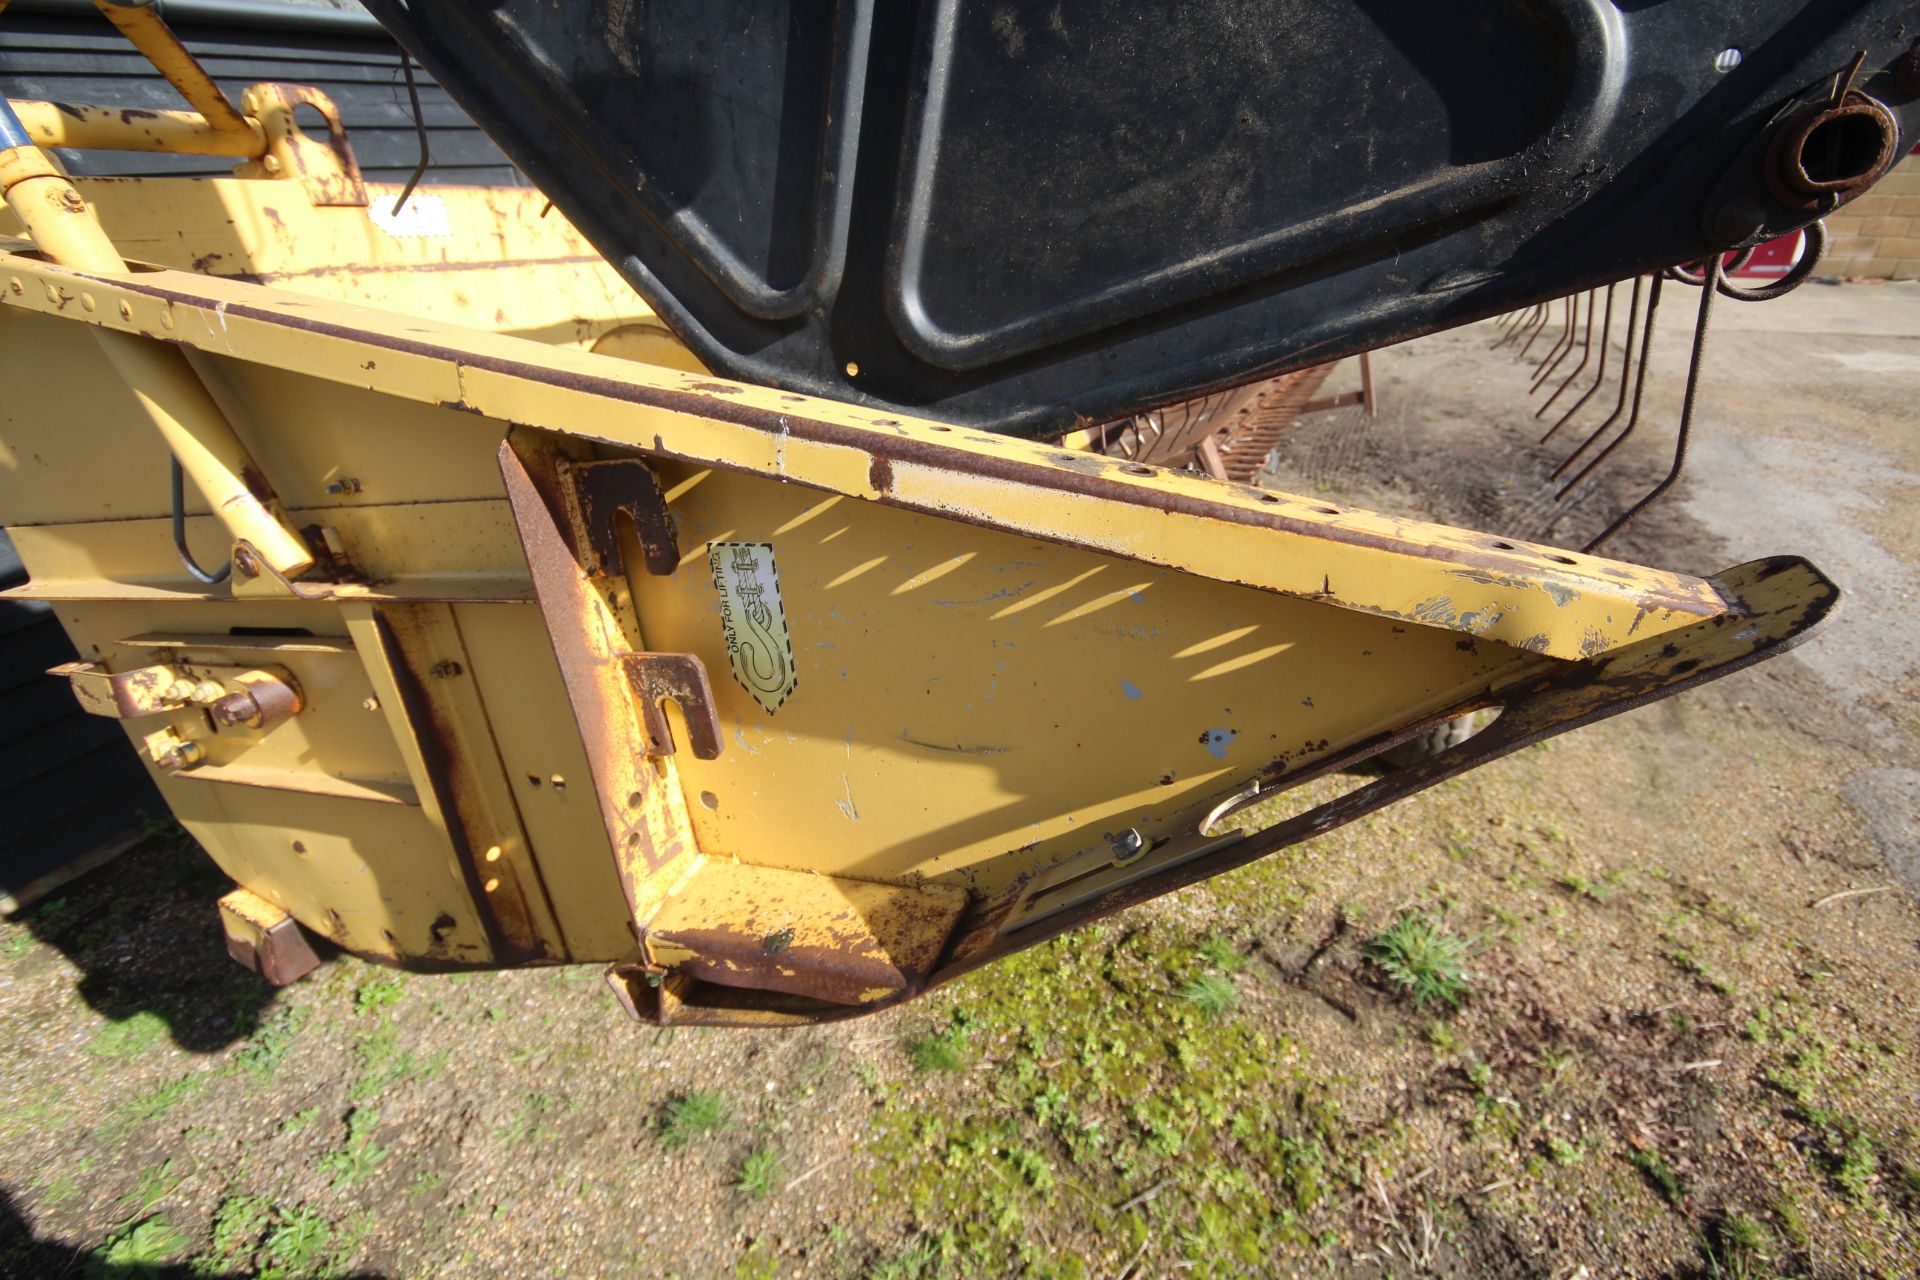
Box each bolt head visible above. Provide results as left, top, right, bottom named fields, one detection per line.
left=210, top=690, right=261, bottom=727
left=156, top=741, right=203, bottom=772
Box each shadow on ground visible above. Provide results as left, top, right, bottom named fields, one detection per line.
left=6, top=822, right=320, bottom=1055
left=0, top=1185, right=387, bottom=1279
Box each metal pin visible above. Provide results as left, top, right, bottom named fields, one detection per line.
left=392, top=52, right=431, bottom=217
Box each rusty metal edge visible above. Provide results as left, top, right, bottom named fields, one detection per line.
left=361, top=606, right=543, bottom=964
left=931, top=555, right=1839, bottom=986
left=496, top=429, right=701, bottom=938
left=66, top=270, right=1724, bottom=619
left=644, top=555, right=1837, bottom=1026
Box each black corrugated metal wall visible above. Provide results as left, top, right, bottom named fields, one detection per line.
left=0, top=0, right=523, bottom=905
left=0, top=535, right=161, bottom=904
left=0, top=0, right=522, bottom=185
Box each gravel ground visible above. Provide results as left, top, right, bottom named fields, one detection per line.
left=3, top=281, right=1917, bottom=1279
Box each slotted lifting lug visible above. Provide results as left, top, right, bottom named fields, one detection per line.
left=564, top=456, right=681, bottom=577
left=623, top=652, right=723, bottom=759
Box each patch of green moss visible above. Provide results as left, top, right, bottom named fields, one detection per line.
left=863, top=919, right=1358, bottom=1275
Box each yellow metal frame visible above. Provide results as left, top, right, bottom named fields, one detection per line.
left=8, top=0, right=366, bottom=202
left=7, top=99, right=265, bottom=158
left=0, top=98, right=1840, bottom=1023
left=91, top=0, right=254, bottom=143
left=0, top=233, right=1724, bottom=654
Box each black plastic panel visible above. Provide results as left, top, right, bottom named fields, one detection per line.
left=890, top=2, right=1586, bottom=369
left=366, top=0, right=1920, bottom=435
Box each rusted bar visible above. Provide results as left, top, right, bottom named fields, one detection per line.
left=1502, top=303, right=1544, bottom=351
left=1541, top=282, right=1619, bottom=442
left=1550, top=276, right=1644, bottom=467
left=1489, top=307, right=1524, bottom=346
left=1536, top=287, right=1600, bottom=414
left=1513, top=298, right=1557, bottom=360
left=1584, top=260, right=1720, bottom=551
left=1554, top=275, right=1665, bottom=497
left=1531, top=293, right=1582, bottom=387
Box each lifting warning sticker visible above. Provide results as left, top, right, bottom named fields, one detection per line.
left=708, top=542, right=797, bottom=714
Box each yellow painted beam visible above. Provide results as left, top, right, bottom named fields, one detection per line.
left=0, top=241, right=1729, bottom=660
left=8, top=98, right=266, bottom=158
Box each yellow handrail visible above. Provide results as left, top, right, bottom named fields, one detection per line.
left=6, top=98, right=267, bottom=158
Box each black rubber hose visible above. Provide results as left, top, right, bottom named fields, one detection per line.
left=171, top=457, right=233, bottom=585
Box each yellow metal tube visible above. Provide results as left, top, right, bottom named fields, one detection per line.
left=0, top=141, right=313, bottom=578
left=91, top=0, right=254, bottom=140
left=95, top=336, right=316, bottom=577
left=7, top=98, right=266, bottom=159
left=0, top=145, right=123, bottom=270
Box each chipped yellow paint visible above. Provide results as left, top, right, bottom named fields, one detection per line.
left=8, top=98, right=266, bottom=158
left=628, top=458, right=1538, bottom=895
left=0, top=169, right=1765, bottom=1017
left=0, top=216, right=1722, bottom=660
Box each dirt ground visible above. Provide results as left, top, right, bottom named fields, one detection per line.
left=3, top=280, right=1918, bottom=1280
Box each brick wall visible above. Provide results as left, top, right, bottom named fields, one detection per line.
left=1824, top=152, right=1920, bottom=280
